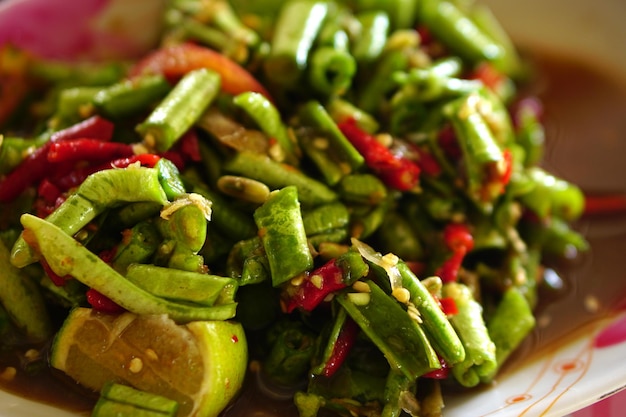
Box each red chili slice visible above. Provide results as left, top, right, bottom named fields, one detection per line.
left=129, top=43, right=273, bottom=100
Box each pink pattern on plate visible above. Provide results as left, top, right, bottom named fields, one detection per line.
left=594, top=314, right=626, bottom=348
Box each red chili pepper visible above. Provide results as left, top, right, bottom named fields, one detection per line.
left=109, top=153, right=162, bottom=168
left=284, top=259, right=347, bottom=313
left=37, top=179, right=62, bottom=205
left=49, top=115, right=114, bottom=143
left=128, top=43, right=273, bottom=100
left=40, top=259, right=69, bottom=286
left=86, top=289, right=125, bottom=314
left=176, top=130, right=202, bottom=162
left=48, top=139, right=134, bottom=163
left=0, top=116, right=114, bottom=202
left=437, top=124, right=462, bottom=160
left=467, top=62, right=506, bottom=93
left=423, top=357, right=450, bottom=379
left=438, top=296, right=459, bottom=316
left=338, top=118, right=421, bottom=191
left=321, top=317, right=360, bottom=378
left=498, top=148, right=513, bottom=187
left=416, top=147, right=442, bottom=177
left=436, top=223, right=474, bottom=283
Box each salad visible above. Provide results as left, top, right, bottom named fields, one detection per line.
left=0, top=0, right=589, bottom=416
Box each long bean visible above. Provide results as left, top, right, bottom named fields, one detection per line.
left=137, top=68, right=221, bottom=152
left=264, top=0, right=330, bottom=87
left=20, top=214, right=237, bottom=322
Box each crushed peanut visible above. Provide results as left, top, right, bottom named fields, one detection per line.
left=352, top=281, right=371, bottom=293
left=392, top=287, right=411, bottom=304
left=128, top=357, right=143, bottom=374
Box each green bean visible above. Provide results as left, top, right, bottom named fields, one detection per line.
left=392, top=58, right=478, bottom=103
left=381, top=370, right=416, bottom=417
left=419, top=0, right=506, bottom=71
left=96, top=381, right=179, bottom=417
left=107, top=202, right=162, bottom=231
left=298, top=130, right=347, bottom=186
left=155, top=158, right=188, bottom=200
left=311, top=306, right=351, bottom=375
left=308, top=46, right=357, bottom=96
left=470, top=3, right=522, bottom=76
left=21, top=214, right=236, bottom=322
left=233, top=91, right=299, bottom=164
left=241, top=255, right=270, bottom=286
left=515, top=101, right=545, bottom=167
left=350, top=196, right=391, bottom=239
left=485, top=287, right=535, bottom=380
left=357, top=48, right=410, bottom=113
left=326, top=98, right=380, bottom=133
left=157, top=201, right=209, bottom=253
left=337, top=173, right=387, bottom=205
left=263, top=0, right=330, bottom=87
left=336, top=280, right=440, bottom=380
left=191, top=182, right=257, bottom=241
left=396, top=263, right=465, bottom=365
left=93, top=74, right=171, bottom=119
left=308, top=229, right=350, bottom=249
left=519, top=167, right=585, bottom=221
left=443, top=282, right=497, bottom=387
left=29, top=59, right=125, bottom=87
left=344, top=0, right=419, bottom=29
left=137, top=68, right=221, bottom=152
left=253, top=186, right=314, bottom=286
left=125, top=263, right=237, bottom=306
left=53, top=86, right=100, bottom=126
left=299, top=100, right=364, bottom=171
left=225, top=236, right=264, bottom=280
left=376, top=211, right=424, bottom=261
left=224, top=151, right=338, bottom=207
left=263, top=322, right=317, bottom=385
left=351, top=11, right=390, bottom=64
left=302, top=202, right=351, bottom=236
left=208, top=0, right=260, bottom=47
left=11, top=167, right=168, bottom=268
left=0, top=238, right=52, bottom=343
left=0, top=136, right=39, bottom=175
left=158, top=241, right=206, bottom=273
left=111, top=221, right=160, bottom=274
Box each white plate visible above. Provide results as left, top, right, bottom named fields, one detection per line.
left=1, top=0, right=626, bottom=416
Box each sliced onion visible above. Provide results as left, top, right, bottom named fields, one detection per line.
left=351, top=238, right=402, bottom=290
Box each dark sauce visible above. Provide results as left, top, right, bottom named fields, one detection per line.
left=2, top=50, right=626, bottom=416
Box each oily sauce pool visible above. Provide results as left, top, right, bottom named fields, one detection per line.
left=1, top=51, right=626, bottom=416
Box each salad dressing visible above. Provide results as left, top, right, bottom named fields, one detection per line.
left=1, top=50, right=626, bottom=416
